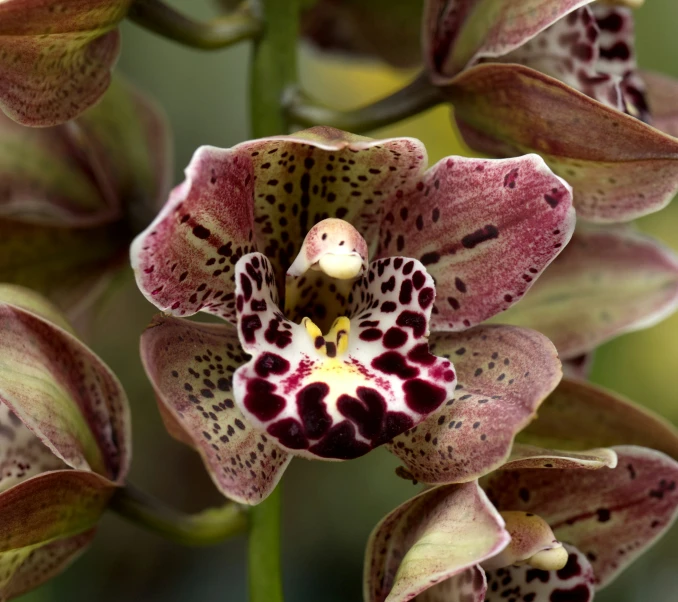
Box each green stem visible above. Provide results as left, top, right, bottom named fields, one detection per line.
left=248, top=486, right=284, bottom=602
left=109, top=485, right=248, bottom=546
left=128, top=0, right=261, bottom=50
left=285, top=72, right=445, bottom=133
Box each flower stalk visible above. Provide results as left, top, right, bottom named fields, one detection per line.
left=128, top=0, right=262, bottom=50
left=110, top=485, right=248, bottom=546
left=285, top=72, right=446, bottom=133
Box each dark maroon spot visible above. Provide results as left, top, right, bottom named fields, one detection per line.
left=412, top=271, right=426, bottom=290
left=255, top=353, right=290, bottom=378
left=360, top=328, right=383, bottom=342
left=462, top=225, right=499, bottom=249
left=268, top=418, right=309, bottom=450
left=251, top=299, right=267, bottom=312
left=374, top=412, right=414, bottom=446
left=550, top=585, right=591, bottom=602
left=381, top=301, right=397, bottom=313
left=309, top=421, right=371, bottom=459
left=503, top=167, right=519, bottom=188
left=399, top=279, right=413, bottom=304
left=403, top=261, right=414, bottom=275
left=454, top=277, right=466, bottom=293
left=383, top=327, right=408, bottom=349
left=418, top=287, right=434, bottom=309
left=381, top=276, right=396, bottom=294
left=596, top=508, right=611, bottom=522
left=544, top=186, right=567, bottom=208
left=396, top=311, right=426, bottom=337
left=372, top=352, right=419, bottom=379
left=297, top=382, right=332, bottom=439
left=314, top=336, right=324, bottom=349
left=600, top=41, right=630, bottom=61
left=404, top=379, right=447, bottom=414
left=325, top=342, right=337, bottom=358
left=557, top=554, right=582, bottom=580
left=420, top=252, right=440, bottom=266
left=240, top=314, right=262, bottom=343
left=240, top=274, right=253, bottom=301
left=525, top=569, right=549, bottom=584
left=407, top=343, right=436, bottom=365
left=337, top=387, right=386, bottom=439
left=244, top=379, right=285, bottom=421
left=573, top=42, right=593, bottom=61
left=192, top=225, right=210, bottom=239
left=519, top=487, right=530, bottom=502
left=447, top=297, right=460, bottom=310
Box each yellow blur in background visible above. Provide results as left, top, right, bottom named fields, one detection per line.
left=19, top=1, right=678, bottom=600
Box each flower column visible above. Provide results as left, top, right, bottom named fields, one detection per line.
left=248, top=2, right=300, bottom=601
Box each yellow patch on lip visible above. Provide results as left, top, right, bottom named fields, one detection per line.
left=302, top=316, right=351, bottom=358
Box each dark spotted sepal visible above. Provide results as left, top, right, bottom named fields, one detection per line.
left=233, top=252, right=456, bottom=460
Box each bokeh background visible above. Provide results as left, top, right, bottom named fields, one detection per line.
left=18, top=1, right=678, bottom=600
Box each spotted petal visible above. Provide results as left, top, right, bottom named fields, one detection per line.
left=449, top=63, right=678, bottom=222
left=0, top=0, right=131, bottom=126
left=140, top=315, right=292, bottom=505
left=516, top=378, right=678, bottom=460
left=234, top=252, right=456, bottom=460
left=364, top=481, right=509, bottom=602
left=643, top=70, right=678, bottom=138
left=493, top=227, right=678, bottom=358
left=425, top=0, right=593, bottom=81
left=415, top=567, right=486, bottom=602
left=0, top=529, right=95, bottom=600
left=380, top=154, right=574, bottom=330
left=388, top=325, right=560, bottom=484
left=132, top=127, right=427, bottom=323
left=0, top=287, right=131, bottom=482
left=484, top=545, right=595, bottom=601
left=484, top=446, right=678, bottom=588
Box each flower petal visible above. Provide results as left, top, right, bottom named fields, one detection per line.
left=504, top=443, right=618, bottom=470
left=234, top=253, right=456, bottom=460
left=643, top=70, right=678, bottom=138
left=484, top=545, right=595, bottom=601
left=0, top=529, right=95, bottom=600
left=0, top=470, right=113, bottom=552
left=493, top=227, right=678, bottom=358
left=132, top=128, right=427, bottom=322
left=516, top=378, right=678, bottom=459
left=380, top=154, right=574, bottom=330
left=364, top=481, right=509, bottom=602
left=449, top=63, right=678, bottom=222
left=0, top=290, right=131, bottom=481
left=415, top=567, right=486, bottom=602
left=140, top=315, right=291, bottom=505
left=484, top=446, right=678, bottom=588
left=0, top=0, right=130, bottom=126
left=388, top=325, right=561, bottom=484
left=426, top=0, right=592, bottom=81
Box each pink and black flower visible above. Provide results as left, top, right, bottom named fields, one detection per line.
left=133, top=126, right=574, bottom=504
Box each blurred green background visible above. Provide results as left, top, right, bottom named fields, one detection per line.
left=19, top=1, right=678, bottom=600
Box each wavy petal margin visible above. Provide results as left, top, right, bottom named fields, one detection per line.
left=364, top=481, right=509, bottom=602
left=0, top=0, right=131, bottom=126
left=140, top=315, right=292, bottom=505
left=493, top=227, right=678, bottom=358
left=485, top=446, right=678, bottom=588
left=388, top=325, right=561, bottom=484
left=448, top=63, right=678, bottom=222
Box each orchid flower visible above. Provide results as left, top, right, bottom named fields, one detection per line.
left=0, top=285, right=131, bottom=599
left=132, top=126, right=575, bottom=504
left=0, top=0, right=133, bottom=126
left=0, top=77, right=171, bottom=317
left=424, top=0, right=678, bottom=222
left=366, top=377, right=678, bottom=602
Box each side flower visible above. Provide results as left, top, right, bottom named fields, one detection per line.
left=366, top=377, right=678, bottom=601
left=0, top=77, right=171, bottom=318
left=0, top=285, right=132, bottom=599
left=133, top=126, right=574, bottom=504
left=425, top=0, right=678, bottom=222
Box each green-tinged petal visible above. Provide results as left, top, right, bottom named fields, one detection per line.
left=0, top=470, right=112, bottom=551
left=516, top=378, right=678, bottom=459
left=643, top=70, right=678, bottom=138
left=0, top=293, right=131, bottom=481
left=485, top=446, right=678, bottom=588
left=493, top=227, right=678, bottom=358
left=425, top=0, right=592, bottom=81
left=140, top=315, right=292, bottom=505
left=504, top=443, right=617, bottom=470
left=388, top=325, right=561, bottom=484
left=415, top=567, right=486, bottom=602
left=0, top=0, right=132, bottom=126
left=448, top=63, right=678, bottom=222
left=132, top=127, right=426, bottom=323
left=0, top=529, right=95, bottom=600
left=364, top=481, right=509, bottom=602
left=484, top=545, right=595, bottom=601
left=0, top=284, right=75, bottom=335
